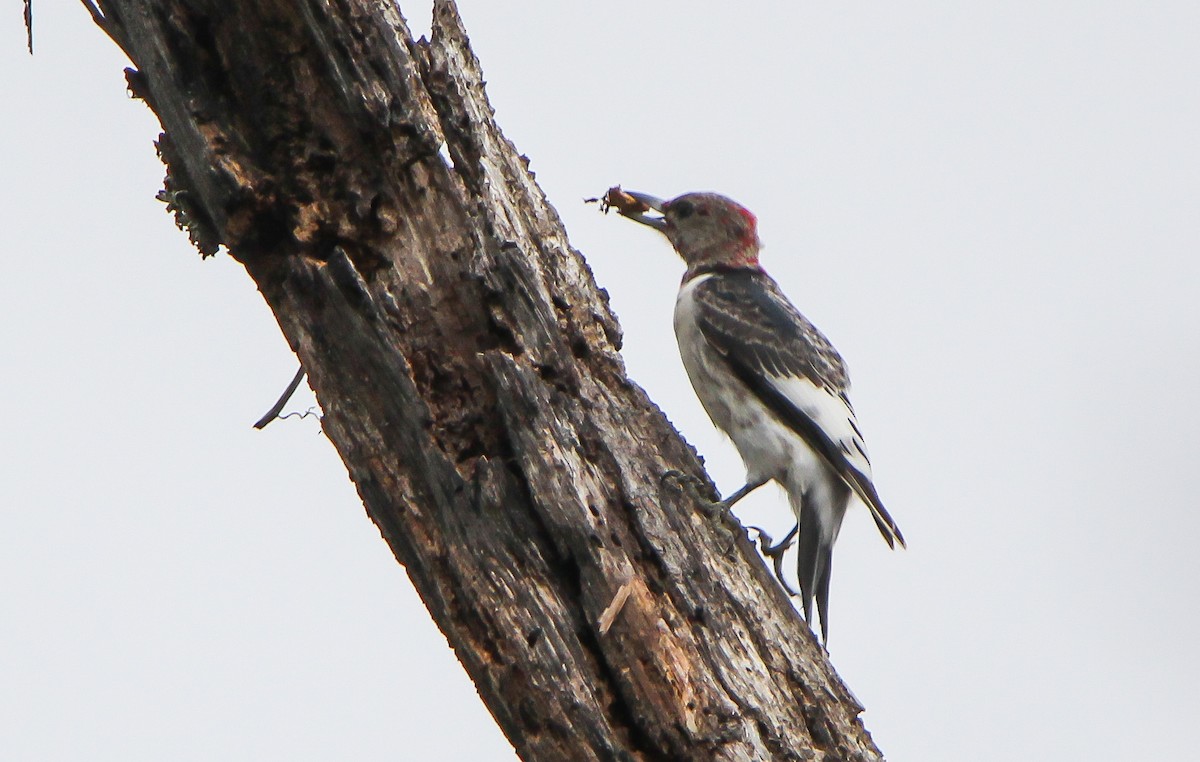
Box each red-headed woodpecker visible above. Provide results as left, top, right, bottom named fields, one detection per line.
left=611, top=189, right=905, bottom=641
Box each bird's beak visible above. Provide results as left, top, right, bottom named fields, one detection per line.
left=616, top=190, right=668, bottom=231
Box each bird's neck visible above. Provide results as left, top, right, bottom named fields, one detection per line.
left=683, top=259, right=764, bottom=283
left=678, top=236, right=761, bottom=279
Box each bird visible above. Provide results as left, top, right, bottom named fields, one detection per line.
left=608, top=188, right=905, bottom=641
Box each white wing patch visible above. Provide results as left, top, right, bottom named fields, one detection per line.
left=765, top=373, right=874, bottom=483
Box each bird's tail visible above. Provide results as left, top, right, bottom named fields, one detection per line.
left=794, top=483, right=849, bottom=643
left=847, top=472, right=906, bottom=550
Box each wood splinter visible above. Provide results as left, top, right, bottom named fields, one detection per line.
left=597, top=578, right=636, bottom=636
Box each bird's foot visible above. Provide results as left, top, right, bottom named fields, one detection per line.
left=660, top=469, right=709, bottom=494
left=698, top=498, right=733, bottom=523
left=705, top=498, right=749, bottom=558
left=660, top=470, right=739, bottom=556
left=661, top=470, right=722, bottom=512
left=748, top=524, right=799, bottom=596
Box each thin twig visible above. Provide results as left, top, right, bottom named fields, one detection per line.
left=253, top=365, right=307, bottom=429
left=24, top=1, right=32, bottom=54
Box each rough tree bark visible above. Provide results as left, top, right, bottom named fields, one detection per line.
left=82, top=1, right=886, bottom=759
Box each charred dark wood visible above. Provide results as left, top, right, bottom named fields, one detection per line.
left=81, top=1, right=885, bottom=759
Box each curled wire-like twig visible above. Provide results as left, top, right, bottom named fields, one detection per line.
left=277, top=408, right=322, bottom=427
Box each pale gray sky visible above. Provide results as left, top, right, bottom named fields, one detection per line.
left=3, top=3, right=1198, bottom=760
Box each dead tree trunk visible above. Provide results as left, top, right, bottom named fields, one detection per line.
left=82, top=1, right=885, bottom=759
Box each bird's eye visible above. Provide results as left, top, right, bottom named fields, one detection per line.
left=671, top=200, right=695, bottom=219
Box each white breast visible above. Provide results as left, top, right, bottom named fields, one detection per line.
left=673, top=275, right=826, bottom=493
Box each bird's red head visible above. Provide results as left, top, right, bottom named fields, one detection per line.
left=617, top=191, right=762, bottom=275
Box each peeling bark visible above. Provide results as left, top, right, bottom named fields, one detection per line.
left=81, top=1, right=885, bottom=759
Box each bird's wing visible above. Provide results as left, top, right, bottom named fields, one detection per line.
left=691, top=269, right=905, bottom=548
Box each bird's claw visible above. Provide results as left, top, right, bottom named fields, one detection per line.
left=705, top=499, right=748, bottom=557
left=660, top=469, right=707, bottom=493
left=748, top=524, right=799, bottom=596
left=660, top=470, right=740, bottom=556
left=659, top=469, right=690, bottom=488
left=660, top=469, right=721, bottom=507
left=698, top=498, right=731, bottom=522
